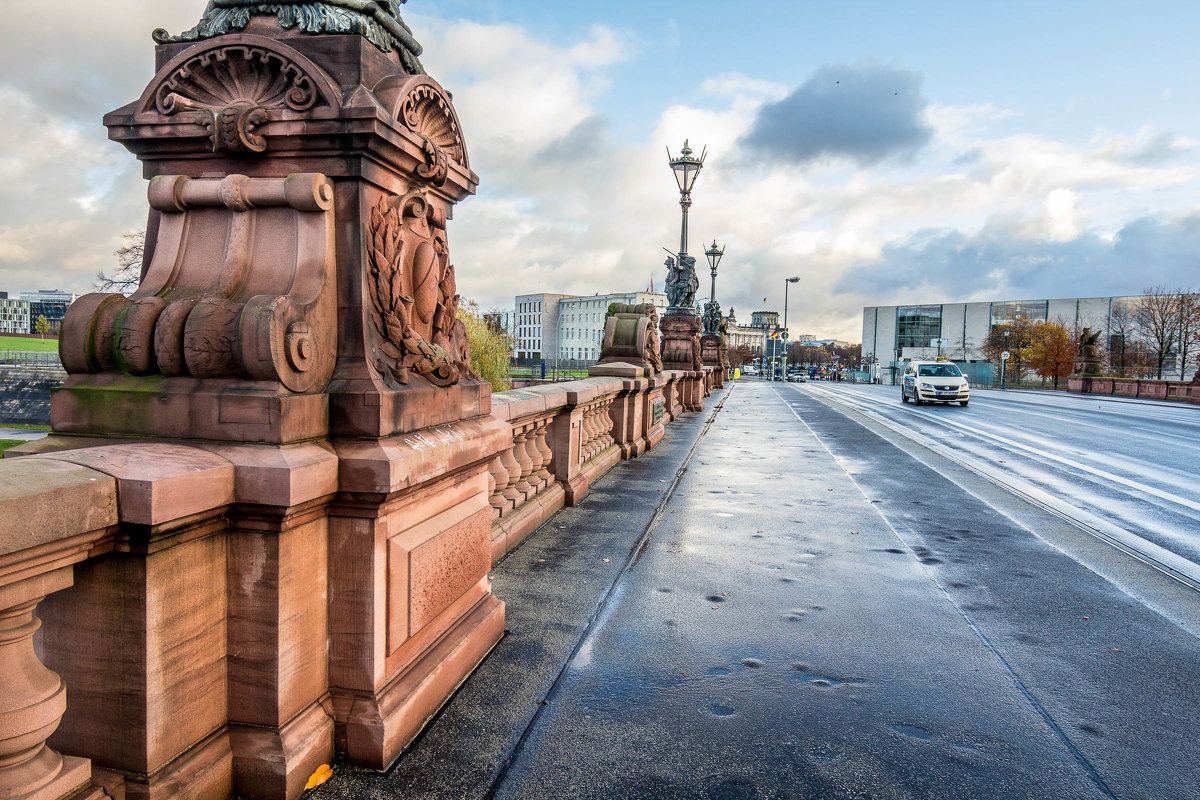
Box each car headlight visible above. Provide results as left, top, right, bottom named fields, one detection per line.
left=919, top=382, right=932, bottom=389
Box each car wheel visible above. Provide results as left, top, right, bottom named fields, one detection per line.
left=960, top=400, right=969, bottom=407
left=900, top=389, right=908, bottom=403
left=913, top=392, right=922, bottom=405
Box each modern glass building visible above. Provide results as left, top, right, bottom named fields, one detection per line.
left=862, top=294, right=1196, bottom=382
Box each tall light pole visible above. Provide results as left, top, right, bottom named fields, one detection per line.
left=703, top=240, right=725, bottom=334
left=781, top=276, right=799, bottom=379
left=669, top=141, right=705, bottom=261
left=666, top=141, right=706, bottom=315
left=1000, top=328, right=1009, bottom=390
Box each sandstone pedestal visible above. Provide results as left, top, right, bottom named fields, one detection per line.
left=660, top=313, right=702, bottom=373
left=18, top=6, right=506, bottom=800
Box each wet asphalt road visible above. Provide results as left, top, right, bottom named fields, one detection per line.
left=801, top=382, right=1200, bottom=577
left=312, top=380, right=1200, bottom=800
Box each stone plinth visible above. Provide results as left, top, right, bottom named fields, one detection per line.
left=29, top=6, right=507, bottom=799
left=327, top=415, right=508, bottom=768
left=660, top=313, right=702, bottom=374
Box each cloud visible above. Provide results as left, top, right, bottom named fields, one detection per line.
left=834, top=210, right=1200, bottom=302
left=1, top=4, right=1198, bottom=346
left=1089, top=126, right=1197, bottom=166
left=741, top=63, right=934, bottom=167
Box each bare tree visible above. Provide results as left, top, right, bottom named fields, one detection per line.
left=982, top=315, right=1036, bottom=383
left=1177, top=290, right=1199, bottom=381
left=1107, top=301, right=1139, bottom=377
left=1135, top=286, right=1183, bottom=380
left=95, top=230, right=145, bottom=294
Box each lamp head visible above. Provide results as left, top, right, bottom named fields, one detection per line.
left=668, top=139, right=706, bottom=195
left=705, top=240, right=725, bottom=270
left=786, top=277, right=800, bottom=284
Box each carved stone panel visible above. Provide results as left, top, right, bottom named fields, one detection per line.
left=366, top=192, right=477, bottom=388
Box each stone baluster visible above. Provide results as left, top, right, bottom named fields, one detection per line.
left=487, top=456, right=509, bottom=519
left=511, top=429, right=534, bottom=501
left=595, top=401, right=610, bottom=453
left=580, top=405, right=596, bottom=462
left=588, top=403, right=602, bottom=458
left=0, top=599, right=91, bottom=800
left=499, top=436, right=523, bottom=508
left=523, top=424, right=545, bottom=495
left=535, top=420, right=554, bottom=487
left=600, top=399, right=615, bottom=449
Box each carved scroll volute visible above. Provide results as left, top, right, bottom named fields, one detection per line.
left=60, top=173, right=337, bottom=393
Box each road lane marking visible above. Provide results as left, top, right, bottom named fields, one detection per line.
left=770, top=386, right=1123, bottom=800
left=815, top=384, right=1200, bottom=514
left=794, top=384, right=1200, bottom=593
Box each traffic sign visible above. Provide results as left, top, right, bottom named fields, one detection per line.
left=1001, top=351, right=1011, bottom=360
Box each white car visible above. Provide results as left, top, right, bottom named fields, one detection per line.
left=900, top=361, right=970, bottom=406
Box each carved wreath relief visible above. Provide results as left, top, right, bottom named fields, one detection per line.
left=368, top=193, right=475, bottom=387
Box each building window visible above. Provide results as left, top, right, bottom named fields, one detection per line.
left=895, top=305, right=942, bottom=350
left=991, top=300, right=1048, bottom=325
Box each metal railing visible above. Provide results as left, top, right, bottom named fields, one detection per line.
left=0, top=350, right=62, bottom=367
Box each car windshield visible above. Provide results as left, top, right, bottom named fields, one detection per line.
left=918, top=364, right=962, bottom=377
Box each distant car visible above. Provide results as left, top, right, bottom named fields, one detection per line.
left=900, top=361, right=970, bottom=406
left=786, top=373, right=806, bottom=382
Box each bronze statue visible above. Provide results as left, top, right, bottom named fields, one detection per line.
left=156, top=0, right=427, bottom=72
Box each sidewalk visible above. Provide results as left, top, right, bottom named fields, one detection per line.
left=313, top=380, right=1195, bottom=799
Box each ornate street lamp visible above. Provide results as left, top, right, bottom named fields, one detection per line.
left=702, top=240, right=725, bottom=334
left=664, top=140, right=707, bottom=314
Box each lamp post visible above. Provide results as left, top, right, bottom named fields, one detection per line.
left=1001, top=328, right=1009, bottom=390
left=667, top=140, right=706, bottom=315
left=669, top=141, right=705, bottom=261
left=705, top=241, right=725, bottom=307
left=703, top=240, right=725, bottom=335
left=781, top=276, right=799, bottom=380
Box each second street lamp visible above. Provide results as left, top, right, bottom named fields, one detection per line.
left=703, top=240, right=725, bottom=334
left=780, top=276, right=799, bottom=379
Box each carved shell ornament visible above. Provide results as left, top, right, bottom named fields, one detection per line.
left=367, top=193, right=472, bottom=387
left=151, top=44, right=328, bottom=152
left=395, top=82, right=468, bottom=186
left=155, top=46, right=319, bottom=115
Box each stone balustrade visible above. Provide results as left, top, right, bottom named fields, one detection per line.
left=0, top=370, right=707, bottom=800
left=1069, top=376, right=1200, bottom=404
left=487, top=373, right=672, bottom=565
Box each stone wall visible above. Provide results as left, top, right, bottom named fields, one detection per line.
left=0, top=363, right=66, bottom=425
left=0, top=370, right=704, bottom=800
left=1068, top=376, right=1200, bottom=404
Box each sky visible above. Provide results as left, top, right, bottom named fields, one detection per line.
left=2, top=1, right=1198, bottom=341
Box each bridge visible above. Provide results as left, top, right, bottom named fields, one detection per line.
left=1, top=5, right=1198, bottom=800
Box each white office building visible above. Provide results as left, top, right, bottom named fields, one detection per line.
left=862, top=294, right=1197, bottom=381
left=557, top=292, right=667, bottom=363
left=19, top=289, right=75, bottom=304
left=514, top=293, right=573, bottom=361
left=0, top=297, right=30, bottom=334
